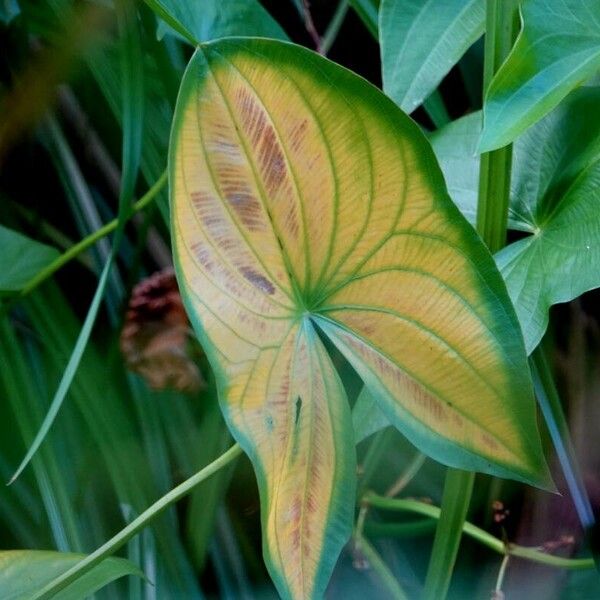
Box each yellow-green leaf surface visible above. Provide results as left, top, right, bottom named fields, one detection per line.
left=170, top=38, right=549, bottom=599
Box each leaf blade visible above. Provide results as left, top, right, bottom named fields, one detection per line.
left=433, top=88, right=600, bottom=352
left=144, top=0, right=288, bottom=45
left=171, top=38, right=550, bottom=597
left=0, top=225, right=59, bottom=293
left=479, top=0, right=600, bottom=152
left=0, top=550, right=142, bottom=600
left=380, top=0, right=485, bottom=113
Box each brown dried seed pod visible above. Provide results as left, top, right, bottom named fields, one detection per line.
left=120, top=268, right=205, bottom=393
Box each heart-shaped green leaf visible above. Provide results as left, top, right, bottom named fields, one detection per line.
left=0, top=225, right=59, bottom=293
left=380, top=0, right=484, bottom=114
left=0, top=550, right=143, bottom=599
left=170, top=38, right=549, bottom=599
left=479, top=0, right=600, bottom=152
left=432, top=88, right=600, bottom=353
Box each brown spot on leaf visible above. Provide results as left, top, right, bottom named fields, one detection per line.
left=222, top=183, right=264, bottom=231
left=259, top=126, right=287, bottom=194
left=290, top=119, right=309, bottom=152
left=236, top=86, right=288, bottom=195
left=481, top=432, right=500, bottom=451
left=240, top=265, right=275, bottom=295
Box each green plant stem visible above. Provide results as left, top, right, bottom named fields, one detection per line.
left=32, top=443, right=243, bottom=600
left=422, top=469, right=474, bottom=600
left=364, top=493, right=594, bottom=570
left=18, top=169, right=167, bottom=300
left=321, top=0, right=349, bottom=55
left=385, top=452, right=426, bottom=497
left=354, top=531, right=409, bottom=600
left=365, top=519, right=436, bottom=538
left=423, top=2, right=520, bottom=598
left=476, top=0, right=519, bottom=252
left=494, top=554, right=510, bottom=594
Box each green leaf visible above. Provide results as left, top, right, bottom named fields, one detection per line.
left=0, top=225, right=59, bottom=293
left=0, top=550, right=142, bottom=600
left=380, top=0, right=484, bottom=113
left=432, top=88, right=600, bottom=353
left=144, top=0, right=288, bottom=46
left=479, top=0, right=600, bottom=152
left=170, top=38, right=549, bottom=599
left=352, top=386, right=389, bottom=443
left=429, top=113, right=481, bottom=228
left=349, top=0, right=379, bottom=38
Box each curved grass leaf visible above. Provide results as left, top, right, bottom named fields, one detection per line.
left=349, top=0, right=379, bottom=38
left=0, top=225, right=59, bottom=293
left=0, top=550, right=142, bottom=600
left=432, top=88, right=600, bottom=352
left=479, top=0, right=600, bottom=152
left=170, top=38, right=549, bottom=599
left=145, top=0, right=287, bottom=45
left=9, top=1, right=143, bottom=483
left=380, top=0, right=484, bottom=113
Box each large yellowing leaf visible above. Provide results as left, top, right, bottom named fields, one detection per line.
left=170, top=38, right=549, bottom=599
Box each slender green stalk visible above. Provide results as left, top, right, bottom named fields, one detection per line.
left=354, top=531, right=409, bottom=600
left=321, top=0, right=349, bottom=55
left=17, top=170, right=167, bottom=299
left=422, top=469, right=474, bottom=599
left=423, top=2, right=520, bottom=597
left=365, top=493, right=595, bottom=570
left=476, top=0, right=519, bottom=252
left=365, top=519, right=436, bottom=538
left=32, top=444, right=243, bottom=600
left=385, top=452, right=426, bottom=497
left=494, top=554, right=510, bottom=595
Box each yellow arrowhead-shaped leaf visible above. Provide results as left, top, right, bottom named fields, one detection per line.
left=170, top=38, right=549, bottom=599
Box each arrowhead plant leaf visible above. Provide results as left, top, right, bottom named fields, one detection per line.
left=479, top=0, right=600, bottom=152
left=170, top=38, right=549, bottom=599
left=432, top=88, right=600, bottom=353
